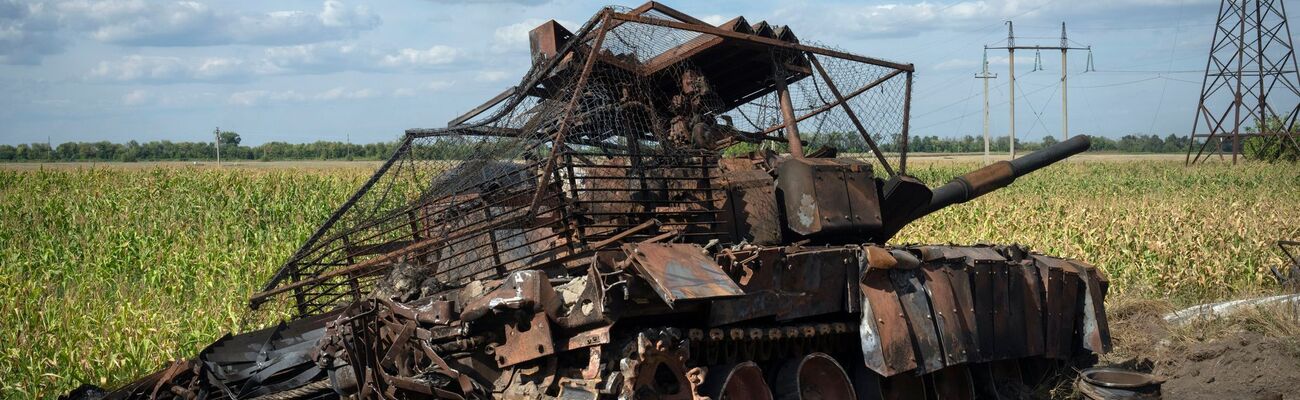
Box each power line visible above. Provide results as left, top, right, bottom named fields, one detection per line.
left=913, top=78, right=1062, bottom=131
left=1092, top=70, right=1203, bottom=73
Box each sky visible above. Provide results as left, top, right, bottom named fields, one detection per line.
left=0, top=0, right=1267, bottom=145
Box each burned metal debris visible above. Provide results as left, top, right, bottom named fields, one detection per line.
left=79, top=2, right=1112, bottom=399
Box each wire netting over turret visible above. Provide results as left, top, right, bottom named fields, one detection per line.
left=257, top=5, right=913, bottom=316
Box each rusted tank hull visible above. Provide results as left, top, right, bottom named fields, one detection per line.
left=94, top=244, right=1108, bottom=400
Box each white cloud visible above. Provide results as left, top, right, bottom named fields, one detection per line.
left=121, top=88, right=149, bottom=105
left=933, top=58, right=978, bottom=71
left=0, top=0, right=66, bottom=64
left=261, top=43, right=371, bottom=73
left=392, top=80, right=453, bottom=97
left=89, top=43, right=461, bottom=83
left=698, top=14, right=727, bottom=26
left=263, top=43, right=459, bottom=73
left=117, top=87, right=213, bottom=107
left=227, top=86, right=381, bottom=106
left=88, top=55, right=269, bottom=83
left=228, top=90, right=303, bottom=106
left=424, top=0, right=550, bottom=3
left=475, top=70, right=509, bottom=82
left=0, top=0, right=380, bottom=64
left=425, top=80, right=454, bottom=91
left=379, top=45, right=459, bottom=68
left=60, top=0, right=380, bottom=47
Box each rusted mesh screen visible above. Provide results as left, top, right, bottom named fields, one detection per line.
left=261, top=7, right=911, bottom=316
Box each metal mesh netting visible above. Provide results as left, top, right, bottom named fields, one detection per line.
left=258, top=5, right=913, bottom=316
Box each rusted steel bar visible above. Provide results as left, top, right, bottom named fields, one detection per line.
left=758, top=69, right=906, bottom=135
left=806, top=52, right=896, bottom=176
left=528, top=11, right=614, bottom=218
left=586, top=219, right=659, bottom=249
left=295, top=187, right=556, bottom=272
left=901, top=71, right=913, bottom=174
left=251, top=202, right=567, bottom=305
left=447, top=86, right=516, bottom=127
left=261, top=138, right=413, bottom=295
left=608, top=12, right=914, bottom=72
left=773, top=53, right=804, bottom=158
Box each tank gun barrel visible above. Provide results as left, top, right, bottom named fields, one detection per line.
left=919, top=134, right=1091, bottom=217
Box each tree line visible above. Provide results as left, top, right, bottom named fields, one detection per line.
left=1, top=131, right=1202, bottom=163
left=0, top=132, right=403, bottom=162
left=809, top=132, right=1194, bottom=154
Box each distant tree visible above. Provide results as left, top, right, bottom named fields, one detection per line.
left=219, top=131, right=241, bottom=147
left=1244, top=116, right=1299, bottom=162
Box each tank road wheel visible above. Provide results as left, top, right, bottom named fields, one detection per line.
left=696, top=362, right=773, bottom=400
left=619, top=330, right=692, bottom=400
left=774, top=352, right=856, bottom=400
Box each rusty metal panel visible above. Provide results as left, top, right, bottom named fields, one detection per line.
left=946, top=262, right=980, bottom=363
left=1020, top=263, right=1046, bottom=357
left=720, top=169, right=781, bottom=245
left=497, top=313, right=555, bottom=367
left=625, top=243, right=744, bottom=308
left=990, top=263, right=1012, bottom=360
left=1042, top=262, right=1067, bottom=359
left=917, top=246, right=947, bottom=262
left=775, top=157, right=882, bottom=237
left=970, top=263, right=995, bottom=361
left=951, top=246, right=1005, bottom=263
left=1004, top=265, right=1029, bottom=359
left=920, top=263, right=973, bottom=367
left=847, top=249, right=862, bottom=314
left=528, top=20, right=573, bottom=61
left=1040, top=254, right=1092, bottom=358
left=892, top=269, right=944, bottom=373
left=778, top=248, right=851, bottom=321
left=860, top=268, right=918, bottom=377
left=708, top=290, right=780, bottom=327
left=1059, top=266, right=1082, bottom=355
left=1070, top=261, right=1113, bottom=353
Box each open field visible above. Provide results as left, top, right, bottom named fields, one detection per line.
left=1, top=158, right=1298, bottom=398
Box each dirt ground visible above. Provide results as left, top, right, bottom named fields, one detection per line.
left=1101, top=296, right=1300, bottom=400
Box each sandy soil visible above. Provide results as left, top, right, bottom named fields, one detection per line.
left=1102, top=297, right=1300, bottom=400
left=1157, top=332, right=1299, bottom=399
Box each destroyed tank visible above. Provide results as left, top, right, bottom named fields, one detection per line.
left=84, top=3, right=1111, bottom=399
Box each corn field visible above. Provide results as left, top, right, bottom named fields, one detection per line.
left=0, top=159, right=1297, bottom=398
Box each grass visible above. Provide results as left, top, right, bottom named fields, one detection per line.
left=0, top=166, right=371, bottom=398
left=1, top=159, right=1297, bottom=398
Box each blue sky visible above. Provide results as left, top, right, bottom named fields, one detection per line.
left=0, top=0, right=1252, bottom=145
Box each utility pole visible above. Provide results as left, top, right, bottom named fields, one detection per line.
left=976, top=50, right=998, bottom=165
left=986, top=21, right=1091, bottom=158
left=214, top=126, right=221, bottom=167
left=1061, top=22, right=1069, bottom=141
left=1008, top=22, right=1015, bottom=158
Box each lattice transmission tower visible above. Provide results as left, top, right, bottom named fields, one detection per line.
left=1188, top=0, right=1300, bottom=164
